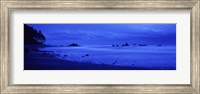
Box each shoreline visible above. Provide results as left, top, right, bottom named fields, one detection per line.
left=24, top=45, right=175, bottom=70
left=24, top=50, right=164, bottom=70
left=24, top=45, right=176, bottom=70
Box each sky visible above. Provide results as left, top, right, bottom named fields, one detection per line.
left=27, top=24, right=176, bottom=46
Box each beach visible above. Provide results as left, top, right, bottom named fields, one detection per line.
left=24, top=45, right=176, bottom=70
left=24, top=50, right=151, bottom=70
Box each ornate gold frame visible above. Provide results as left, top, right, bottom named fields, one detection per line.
left=1, top=0, right=199, bottom=93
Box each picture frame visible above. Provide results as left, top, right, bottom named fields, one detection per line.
left=0, top=0, right=199, bottom=93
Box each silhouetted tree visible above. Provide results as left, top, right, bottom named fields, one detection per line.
left=24, top=24, right=46, bottom=44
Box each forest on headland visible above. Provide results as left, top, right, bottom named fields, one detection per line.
left=24, top=24, right=46, bottom=45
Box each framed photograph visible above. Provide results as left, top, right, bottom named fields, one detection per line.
left=1, top=0, right=199, bottom=93
left=24, top=23, right=176, bottom=70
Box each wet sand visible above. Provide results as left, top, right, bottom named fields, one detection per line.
left=24, top=51, right=151, bottom=70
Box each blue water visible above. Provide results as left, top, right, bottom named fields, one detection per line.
left=39, top=45, right=176, bottom=69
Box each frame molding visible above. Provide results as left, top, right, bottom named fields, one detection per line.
left=1, top=0, right=199, bottom=93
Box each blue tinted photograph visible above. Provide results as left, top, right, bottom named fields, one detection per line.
left=24, top=24, right=176, bottom=70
